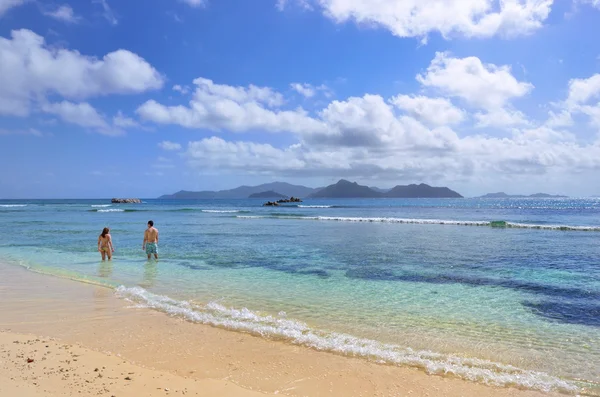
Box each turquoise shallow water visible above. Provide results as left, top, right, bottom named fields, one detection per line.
left=1, top=198, right=599, bottom=394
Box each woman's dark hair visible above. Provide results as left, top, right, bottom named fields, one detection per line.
left=100, top=227, right=110, bottom=237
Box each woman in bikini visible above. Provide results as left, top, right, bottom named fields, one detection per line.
left=98, top=227, right=114, bottom=261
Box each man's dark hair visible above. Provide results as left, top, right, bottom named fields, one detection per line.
left=148, top=220, right=154, bottom=226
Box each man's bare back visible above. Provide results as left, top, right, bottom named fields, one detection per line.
left=143, top=220, right=159, bottom=260
left=144, top=227, right=158, bottom=243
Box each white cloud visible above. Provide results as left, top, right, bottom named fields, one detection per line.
left=290, top=83, right=333, bottom=98
left=113, top=111, right=139, bottom=128
left=474, top=108, right=529, bottom=128
left=577, top=0, right=600, bottom=9
left=390, top=95, right=465, bottom=126
left=93, top=0, right=118, bottom=25
left=546, top=110, right=573, bottom=128
left=565, top=74, right=600, bottom=107
left=276, top=0, right=312, bottom=11
left=187, top=137, right=306, bottom=173
left=137, top=78, right=323, bottom=134
left=417, top=52, right=533, bottom=110
left=173, top=84, right=190, bottom=94
left=0, top=29, right=163, bottom=116
left=289, top=0, right=553, bottom=40
left=43, top=5, right=80, bottom=23
left=291, top=83, right=316, bottom=98
left=138, top=53, right=600, bottom=187
left=180, top=0, right=207, bottom=7
left=0, top=0, right=26, bottom=16
left=41, top=101, right=115, bottom=133
left=158, top=141, right=182, bottom=151
left=579, top=104, right=600, bottom=127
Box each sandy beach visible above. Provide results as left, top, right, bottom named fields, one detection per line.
left=0, top=262, right=559, bottom=397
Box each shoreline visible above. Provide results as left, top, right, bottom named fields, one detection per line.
left=0, top=261, right=565, bottom=397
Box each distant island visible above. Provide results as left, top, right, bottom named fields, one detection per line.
left=248, top=191, right=287, bottom=199
left=479, top=192, right=568, bottom=198
left=160, top=179, right=463, bottom=199
left=159, top=182, right=315, bottom=199
left=310, top=180, right=381, bottom=198
left=309, top=180, right=462, bottom=198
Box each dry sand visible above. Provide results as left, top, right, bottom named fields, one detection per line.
left=0, top=332, right=266, bottom=396
left=0, top=262, right=558, bottom=397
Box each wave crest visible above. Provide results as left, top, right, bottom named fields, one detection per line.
left=237, top=215, right=600, bottom=231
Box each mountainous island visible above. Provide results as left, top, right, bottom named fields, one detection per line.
left=159, top=182, right=315, bottom=199
left=248, top=191, right=287, bottom=199
left=309, top=180, right=462, bottom=198
left=160, top=180, right=463, bottom=199
left=479, top=192, right=568, bottom=198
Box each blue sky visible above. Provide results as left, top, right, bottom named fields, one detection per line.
left=1, top=0, right=600, bottom=198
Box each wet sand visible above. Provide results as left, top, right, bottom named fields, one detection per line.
left=0, top=262, right=557, bottom=397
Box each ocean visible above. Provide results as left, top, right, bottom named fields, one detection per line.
left=0, top=198, right=599, bottom=395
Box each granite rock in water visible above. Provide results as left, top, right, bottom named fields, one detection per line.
left=276, top=196, right=302, bottom=203
left=111, top=198, right=142, bottom=204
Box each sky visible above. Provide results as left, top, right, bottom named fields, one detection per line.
left=1, top=0, right=600, bottom=198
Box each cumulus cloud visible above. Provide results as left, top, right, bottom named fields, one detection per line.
left=390, top=95, right=465, bottom=126
left=41, top=101, right=121, bottom=135
left=290, top=83, right=316, bottom=98
left=290, top=83, right=333, bottom=98
left=565, top=74, right=600, bottom=107
left=474, top=108, right=529, bottom=128
left=137, top=52, right=600, bottom=186
left=283, top=0, right=553, bottom=40
left=158, top=141, right=183, bottom=151
left=173, top=84, right=190, bottom=94
left=546, top=110, right=574, bottom=128
left=417, top=52, right=533, bottom=110
left=113, top=111, right=139, bottom=128
left=137, top=78, right=323, bottom=134
left=0, top=29, right=163, bottom=116
left=43, top=5, right=80, bottom=23
left=0, top=0, right=26, bottom=17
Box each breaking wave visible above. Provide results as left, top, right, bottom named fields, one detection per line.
left=115, top=286, right=578, bottom=395
left=237, top=215, right=600, bottom=231
left=297, top=205, right=334, bottom=208
left=91, top=204, right=112, bottom=208
left=0, top=204, right=27, bottom=208
left=201, top=210, right=246, bottom=213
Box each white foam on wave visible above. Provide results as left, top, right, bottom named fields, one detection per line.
left=0, top=204, right=27, bottom=208
left=504, top=222, right=600, bottom=231
left=115, top=286, right=578, bottom=394
left=298, top=205, right=333, bottom=208
left=91, top=204, right=112, bottom=208
left=97, top=209, right=125, bottom=213
left=202, top=210, right=243, bottom=213
left=237, top=215, right=600, bottom=231
left=310, top=216, right=490, bottom=226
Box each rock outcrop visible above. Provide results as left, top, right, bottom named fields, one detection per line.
left=111, top=198, right=142, bottom=204
left=263, top=196, right=303, bottom=206
left=277, top=196, right=302, bottom=203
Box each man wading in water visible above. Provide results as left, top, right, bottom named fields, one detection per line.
left=143, top=220, right=159, bottom=260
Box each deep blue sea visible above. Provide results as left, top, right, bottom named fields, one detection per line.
left=1, top=198, right=599, bottom=395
